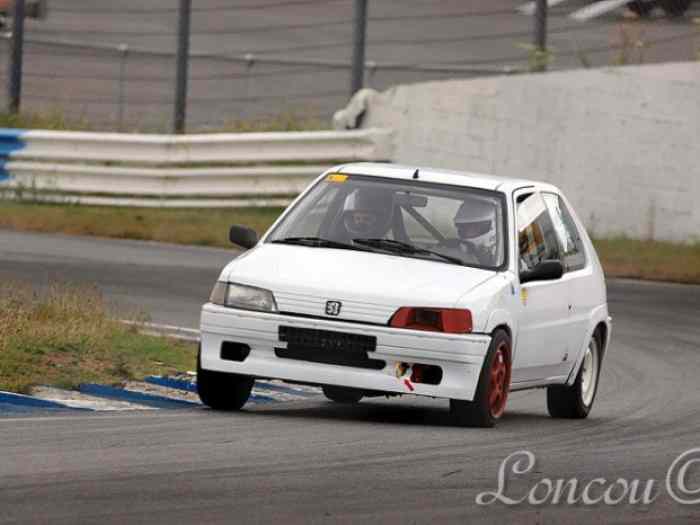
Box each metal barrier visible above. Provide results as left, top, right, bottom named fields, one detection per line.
left=0, top=128, right=393, bottom=207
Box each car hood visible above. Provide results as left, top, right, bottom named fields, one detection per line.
left=219, top=244, right=497, bottom=324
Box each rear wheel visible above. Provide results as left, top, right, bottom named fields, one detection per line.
left=658, top=0, right=692, bottom=16
left=547, top=333, right=601, bottom=419
left=322, top=385, right=364, bottom=404
left=197, top=347, right=254, bottom=410
left=450, top=329, right=511, bottom=428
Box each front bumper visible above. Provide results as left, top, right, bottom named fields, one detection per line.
left=200, top=304, right=492, bottom=401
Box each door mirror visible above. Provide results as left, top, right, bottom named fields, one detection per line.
left=229, top=225, right=258, bottom=249
left=520, top=259, right=564, bottom=284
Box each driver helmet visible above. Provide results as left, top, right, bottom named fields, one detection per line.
left=453, top=197, right=498, bottom=259
left=342, top=187, right=394, bottom=238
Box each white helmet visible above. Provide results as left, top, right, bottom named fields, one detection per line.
left=454, top=198, right=498, bottom=260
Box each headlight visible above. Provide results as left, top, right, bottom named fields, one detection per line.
left=209, top=282, right=278, bottom=313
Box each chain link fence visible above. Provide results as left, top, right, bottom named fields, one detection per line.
left=1, top=0, right=698, bottom=131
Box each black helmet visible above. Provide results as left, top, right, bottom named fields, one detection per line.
left=342, top=187, right=394, bottom=237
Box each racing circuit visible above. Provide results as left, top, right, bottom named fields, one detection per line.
left=1, top=230, right=699, bottom=524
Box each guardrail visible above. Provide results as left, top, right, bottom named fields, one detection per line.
left=0, top=128, right=393, bottom=207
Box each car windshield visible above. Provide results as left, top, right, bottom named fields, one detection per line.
left=266, top=173, right=507, bottom=270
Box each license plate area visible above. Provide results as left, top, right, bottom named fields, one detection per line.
left=278, top=326, right=377, bottom=353
left=276, top=326, right=383, bottom=370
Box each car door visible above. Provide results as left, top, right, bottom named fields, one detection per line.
left=542, top=192, right=597, bottom=364
left=511, top=190, right=571, bottom=384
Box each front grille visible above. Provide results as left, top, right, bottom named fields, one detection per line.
left=274, top=291, right=397, bottom=325
left=276, top=326, right=383, bottom=370
left=278, top=326, right=376, bottom=353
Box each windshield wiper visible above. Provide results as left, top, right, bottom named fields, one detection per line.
left=352, top=238, right=463, bottom=265
left=270, top=236, right=376, bottom=253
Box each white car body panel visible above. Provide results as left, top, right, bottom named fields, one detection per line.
left=199, top=162, right=611, bottom=403
left=218, top=244, right=496, bottom=326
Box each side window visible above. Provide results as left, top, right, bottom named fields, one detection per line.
left=516, top=192, right=561, bottom=273
left=542, top=193, right=586, bottom=272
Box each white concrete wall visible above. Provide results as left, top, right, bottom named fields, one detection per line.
left=357, top=62, right=700, bottom=243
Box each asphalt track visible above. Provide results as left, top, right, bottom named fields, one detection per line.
left=1, top=230, right=700, bottom=524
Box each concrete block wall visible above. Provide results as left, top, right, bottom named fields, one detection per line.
left=356, top=62, right=700, bottom=243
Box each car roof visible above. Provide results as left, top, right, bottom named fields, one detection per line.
left=335, top=162, right=554, bottom=194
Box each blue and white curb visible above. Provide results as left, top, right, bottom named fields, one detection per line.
left=78, top=383, right=201, bottom=410
left=144, top=376, right=320, bottom=403
left=0, top=128, right=27, bottom=184
left=31, top=386, right=158, bottom=411
left=0, top=378, right=321, bottom=415
left=0, top=390, right=90, bottom=413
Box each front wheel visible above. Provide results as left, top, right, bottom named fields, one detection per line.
left=322, top=385, right=364, bottom=404
left=197, top=347, right=254, bottom=410
left=547, top=333, right=602, bottom=419
left=450, top=329, right=512, bottom=428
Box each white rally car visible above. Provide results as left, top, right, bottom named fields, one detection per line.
left=199, top=163, right=611, bottom=427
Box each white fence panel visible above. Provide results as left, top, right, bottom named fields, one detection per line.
left=11, top=129, right=394, bottom=164
left=5, top=162, right=326, bottom=196
left=0, top=128, right=394, bottom=207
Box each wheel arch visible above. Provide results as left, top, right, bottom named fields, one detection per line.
left=594, top=321, right=609, bottom=359
left=491, top=323, right=512, bottom=340
left=565, top=306, right=611, bottom=386
left=485, top=308, right=516, bottom=361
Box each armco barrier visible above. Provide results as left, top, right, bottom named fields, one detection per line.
left=0, top=128, right=393, bottom=207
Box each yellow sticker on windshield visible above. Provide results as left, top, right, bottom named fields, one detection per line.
left=326, top=174, right=348, bottom=183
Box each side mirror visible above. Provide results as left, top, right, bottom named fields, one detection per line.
left=520, top=259, right=564, bottom=285
left=229, top=225, right=258, bottom=249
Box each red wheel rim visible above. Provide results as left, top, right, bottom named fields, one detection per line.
left=488, top=342, right=510, bottom=419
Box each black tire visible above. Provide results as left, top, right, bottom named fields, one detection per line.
left=658, top=0, right=692, bottom=16
left=322, top=385, right=364, bottom=404
left=627, top=1, right=656, bottom=16
left=547, top=332, right=602, bottom=419
left=197, top=347, right=254, bottom=411
left=450, top=329, right=512, bottom=428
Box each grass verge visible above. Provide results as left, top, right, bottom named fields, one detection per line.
left=0, top=110, right=93, bottom=132
left=0, top=281, right=197, bottom=394
left=0, top=201, right=284, bottom=245
left=0, top=110, right=327, bottom=133
left=1, top=202, right=698, bottom=284
left=592, top=238, right=700, bottom=285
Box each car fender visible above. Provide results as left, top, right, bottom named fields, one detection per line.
left=463, top=273, right=519, bottom=362
left=456, top=274, right=515, bottom=333
left=485, top=307, right=518, bottom=361
left=565, top=303, right=612, bottom=386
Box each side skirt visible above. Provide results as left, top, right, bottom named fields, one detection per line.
left=509, top=375, right=569, bottom=392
